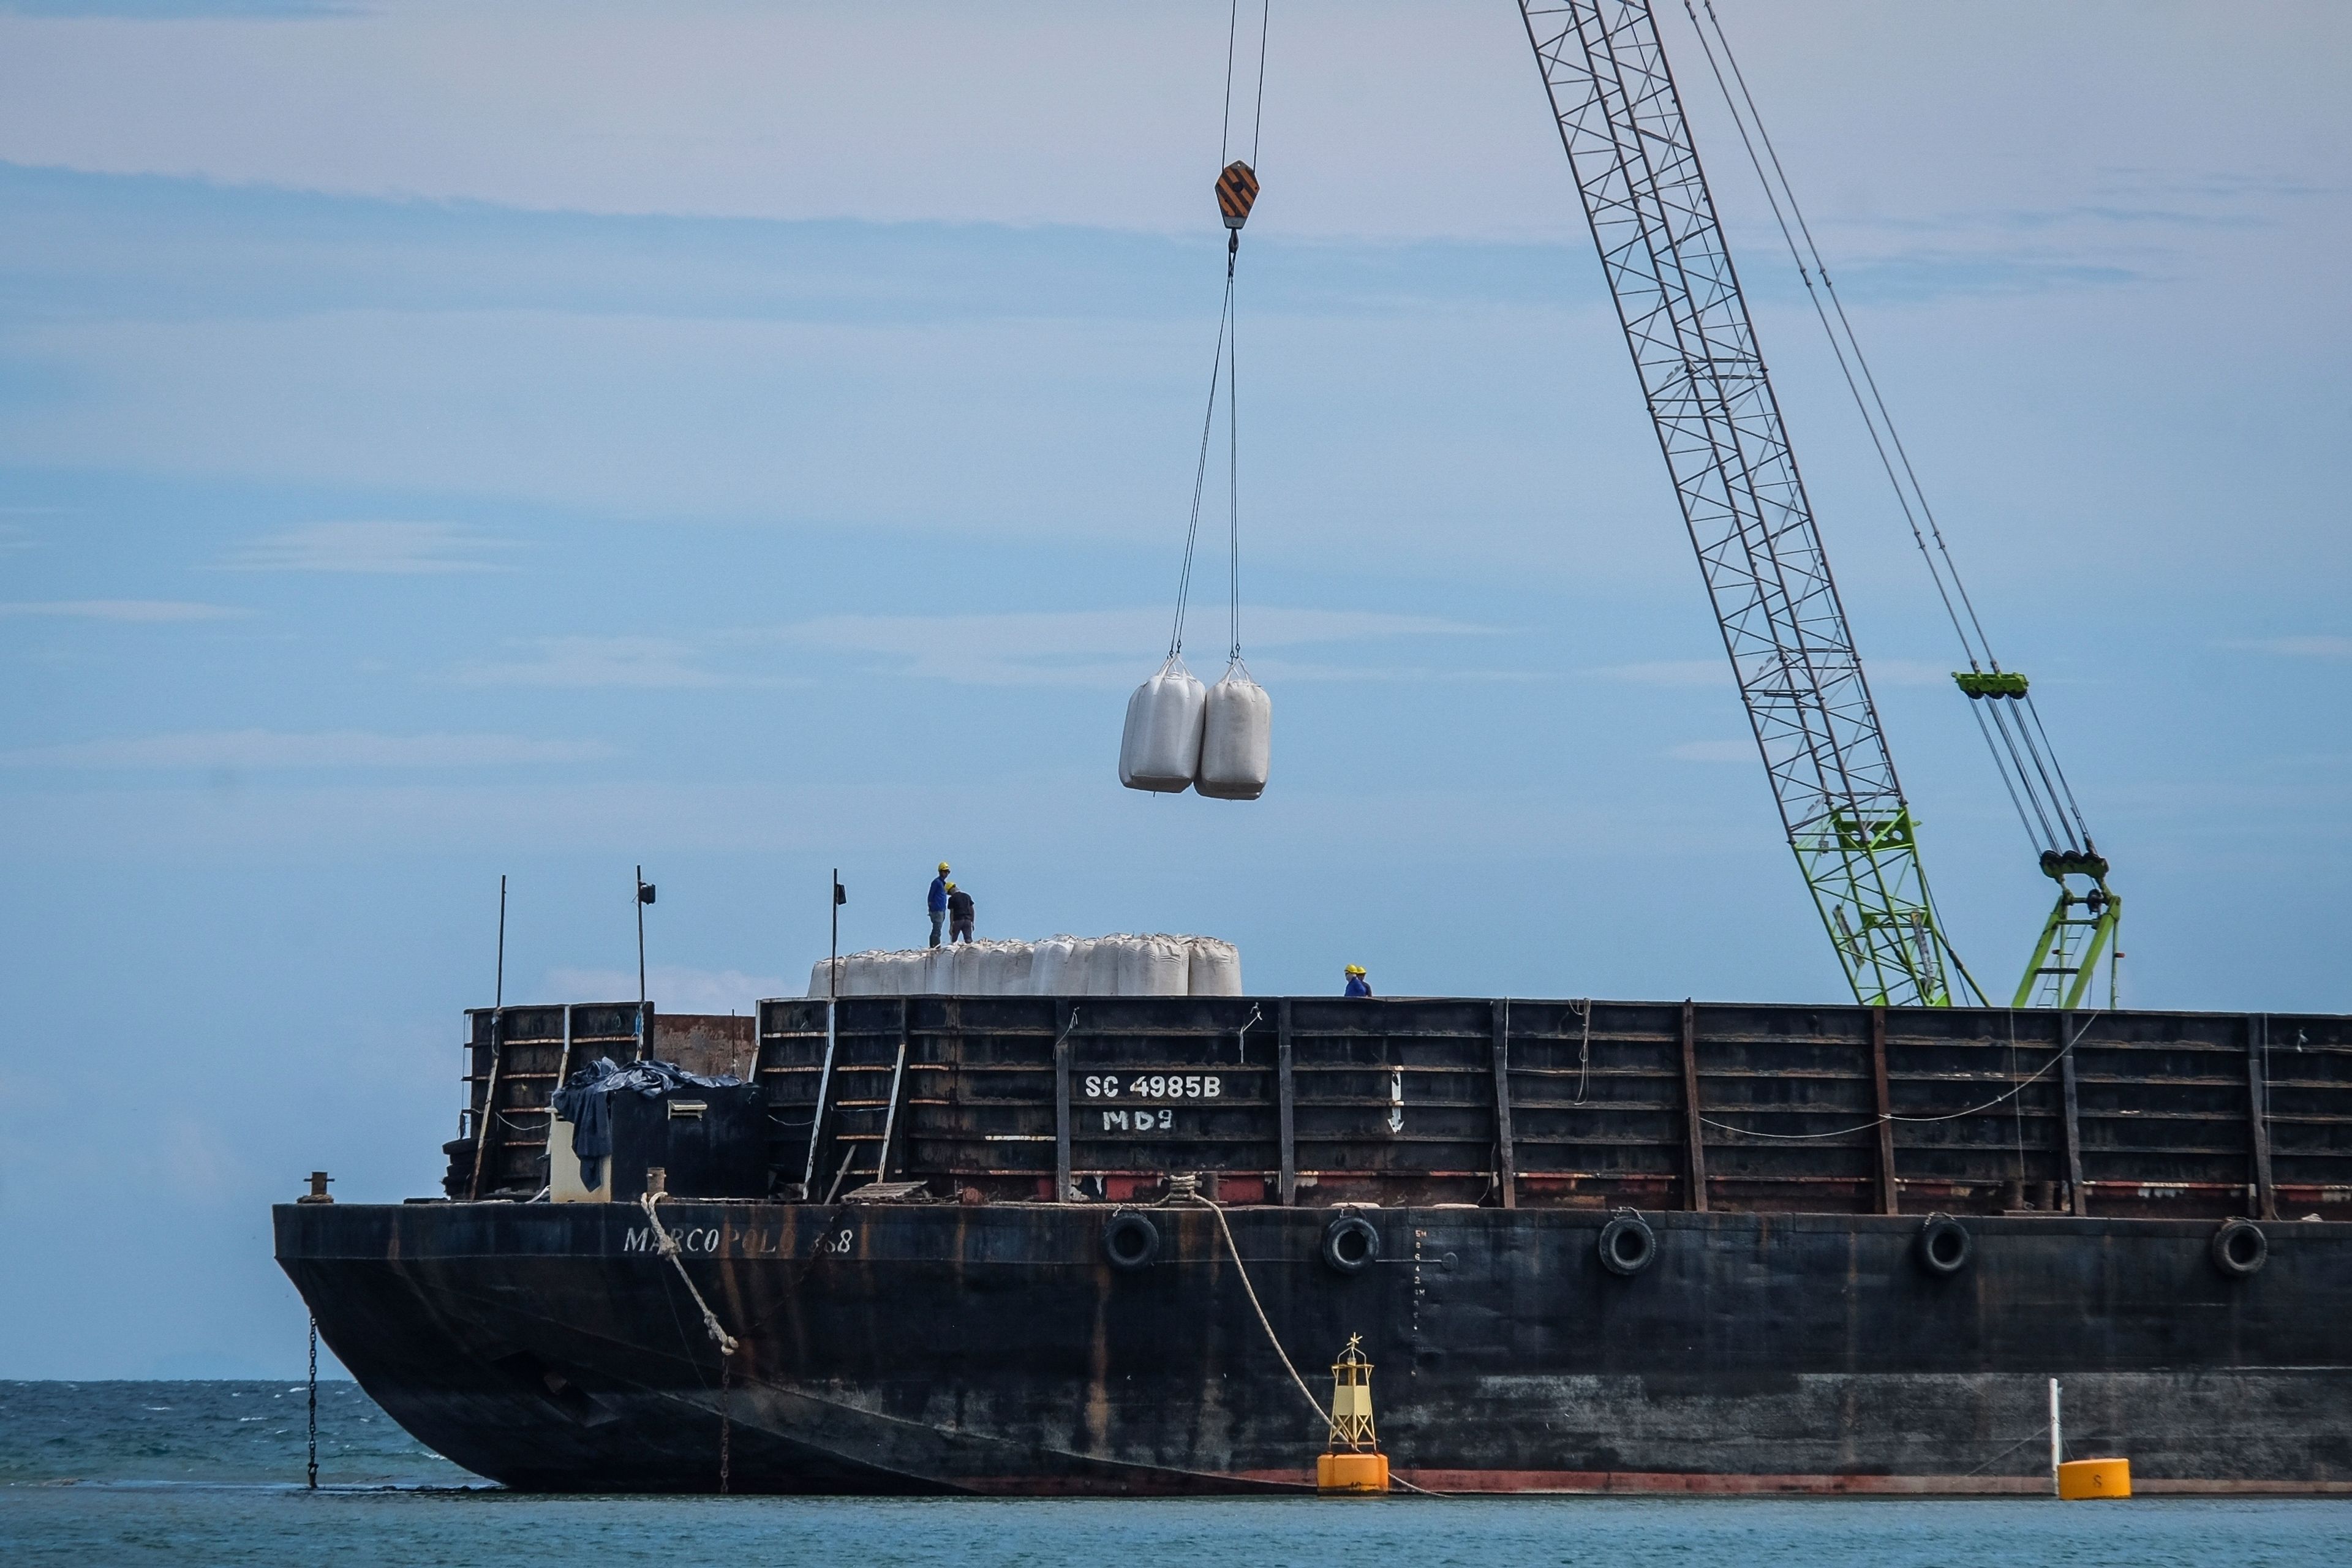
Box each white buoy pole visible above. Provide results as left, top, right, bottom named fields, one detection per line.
left=2049, top=1378, right=2062, bottom=1495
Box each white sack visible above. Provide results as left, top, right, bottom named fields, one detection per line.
left=950, top=940, right=987, bottom=995
left=1118, top=657, right=1205, bottom=793
left=1186, top=938, right=1243, bottom=997
left=888, top=949, right=926, bottom=996
left=1196, top=662, right=1272, bottom=801
left=1119, top=933, right=1191, bottom=997
left=846, top=949, right=884, bottom=1001
left=807, top=952, right=881, bottom=997
left=1084, top=935, right=1128, bottom=996
left=1031, top=936, right=1080, bottom=996
left=994, top=941, right=1036, bottom=997
left=920, top=944, right=958, bottom=995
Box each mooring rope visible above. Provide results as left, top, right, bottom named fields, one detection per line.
left=1177, top=1192, right=1328, bottom=1430
left=639, top=1189, right=741, bottom=1493
left=1181, top=1193, right=1452, bottom=1497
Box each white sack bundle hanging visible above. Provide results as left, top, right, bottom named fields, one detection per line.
left=1118, top=656, right=1207, bottom=793
left=1196, top=658, right=1271, bottom=800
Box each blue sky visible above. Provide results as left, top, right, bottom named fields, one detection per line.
left=1, top=0, right=2346, bottom=1376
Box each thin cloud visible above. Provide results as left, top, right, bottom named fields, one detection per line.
left=759, top=606, right=1496, bottom=685
left=0, top=600, right=249, bottom=622
left=225, top=521, right=509, bottom=575
left=1596, top=660, right=1725, bottom=688
left=455, top=636, right=750, bottom=689
left=0, top=730, right=613, bottom=770
left=1667, top=739, right=1751, bottom=764
left=2226, top=635, right=2351, bottom=658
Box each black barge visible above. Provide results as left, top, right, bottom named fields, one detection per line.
left=277, top=994, right=2352, bottom=1493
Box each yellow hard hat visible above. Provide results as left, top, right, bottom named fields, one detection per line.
left=945, top=881, right=956, bottom=891
left=1345, top=965, right=1365, bottom=976
left=938, top=862, right=951, bottom=872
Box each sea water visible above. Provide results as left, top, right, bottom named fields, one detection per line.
left=4, top=1381, right=2348, bottom=1567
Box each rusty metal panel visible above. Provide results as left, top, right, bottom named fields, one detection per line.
left=471, top=995, right=2352, bottom=1217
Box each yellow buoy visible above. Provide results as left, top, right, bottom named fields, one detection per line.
left=1316, top=1334, right=1389, bottom=1495
left=2057, top=1458, right=2132, bottom=1499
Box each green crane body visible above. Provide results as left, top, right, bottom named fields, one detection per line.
left=1520, top=0, right=2113, bottom=1009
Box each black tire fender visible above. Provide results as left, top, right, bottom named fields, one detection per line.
left=1321, top=1215, right=1380, bottom=1275
left=1917, top=1215, right=1973, bottom=1278
left=1597, top=1214, right=1656, bottom=1277
left=2211, top=1218, right=2267, bottom=1280
left=1103, top=1212, right=1159, bottom=1272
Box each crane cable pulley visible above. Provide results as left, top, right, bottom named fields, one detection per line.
left=1169, top=1, right=1270, bottom=669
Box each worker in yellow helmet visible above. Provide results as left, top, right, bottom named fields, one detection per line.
left=927, top=862, right=951, bottom=948
left=1343, top=964, right=1371, bottom=998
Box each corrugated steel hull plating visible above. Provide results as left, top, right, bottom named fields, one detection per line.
left=277, top=1199, right=2352, bottom=1494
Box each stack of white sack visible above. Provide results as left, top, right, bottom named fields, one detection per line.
left=1118, top=655, right=1271, bottom=799
left=806, top=935, right=1241, bottom=997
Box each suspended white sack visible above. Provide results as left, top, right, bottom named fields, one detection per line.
left=1119, top=657, right=1207, bottom=793
left=1186, top=937, right=1243, bottom=997
left=1084, top=936, right=1128, bottom=996
left=1031, top=936, right=1080, bottom=996
left=1196, top=660, right=1271, bottom=800
left=1117, top=933, right=1191, bottom=996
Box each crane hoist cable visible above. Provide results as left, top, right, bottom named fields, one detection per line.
left=1679, top=0, right=2119, bottom=1009
left=1168, top=0, right=1269, bottom=667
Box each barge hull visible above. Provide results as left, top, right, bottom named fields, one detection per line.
left=277, top=1199, right=2352, bottom=1494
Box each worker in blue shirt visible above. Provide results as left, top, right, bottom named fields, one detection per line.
left=927, top=862, right=951, bottom=948
left=1344, top=964, right=1372, bottom=998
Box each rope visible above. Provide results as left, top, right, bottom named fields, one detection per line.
left=639, top=1191, right=740, bottom=1492
left=1169, top=272, right=1233, bottom=660
left=1227, top=244, right=1243, bottom=661
left=1569, top=998, right=1593, bottom=1105
left=638, top=1192, right=741, bottom=1355
left=1684, top=0, right=2096, bottom=854
left=1182, top=1194, right=1329, bottom=1431
left=1174, top=1, right=1271, bottom=665
left=1697, top=1011, right=2103, bottom=1142
left=1180, top=1189, right=1449, bottom=1496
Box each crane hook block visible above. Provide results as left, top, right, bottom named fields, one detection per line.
left=1216, top=161, right=1260, bottom=231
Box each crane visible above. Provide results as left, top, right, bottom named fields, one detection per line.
left=1516, top=0, right=2118, bottom=1009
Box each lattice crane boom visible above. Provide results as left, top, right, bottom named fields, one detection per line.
left=1518, top=0, right=1977, bottom=1007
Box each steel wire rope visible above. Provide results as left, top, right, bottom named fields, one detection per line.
left=1170, top=1, right=1271, bottom=664
left=1168, top=282, right=1233, bottom=660
left=1687, top=0, right=1989, bottom=669
left=1228, top=243, right=1244, bottom=660
left=1686, top=0, right=2096, bottom=852
left=1695, top=1009, right=2101, bottom=1142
